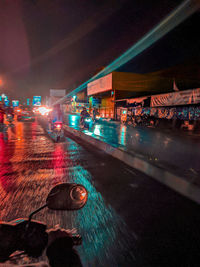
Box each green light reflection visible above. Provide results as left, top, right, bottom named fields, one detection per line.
left=68, top=162, right=137, bottom=266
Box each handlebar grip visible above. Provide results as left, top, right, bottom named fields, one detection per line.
left=0, top=223, right=17, bottom=262
left=16, top=220, right=48, bottom=257
left=0, top=220, right=48, bottom=261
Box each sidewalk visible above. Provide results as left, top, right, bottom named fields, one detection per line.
left=64, top=113, right=200, bottom=186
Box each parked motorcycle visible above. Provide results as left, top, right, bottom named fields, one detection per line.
left=80, top=116, right=93, bottom=129
left=126, top=115, right=137, bottom=127
left=134, top=115, right=153, bottom=127
left=94, top=115, right=101, bottom=122
left=0, top=182, right=88, bottom=265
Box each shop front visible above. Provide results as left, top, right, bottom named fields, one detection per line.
left=87, top=71, right=162, bottom=119
left=87, top=73, right=115, bottom=118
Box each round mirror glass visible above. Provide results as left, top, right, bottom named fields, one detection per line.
left=46, top=183, right=88, bottom=210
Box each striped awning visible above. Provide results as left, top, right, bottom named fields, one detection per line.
left=151, top=88, right=200, bottom=107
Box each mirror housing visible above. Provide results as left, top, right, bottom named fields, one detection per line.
left=46, top=183, right=88, bottom=210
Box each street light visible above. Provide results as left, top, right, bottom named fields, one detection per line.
left=1, top=93, right=7, bottom=99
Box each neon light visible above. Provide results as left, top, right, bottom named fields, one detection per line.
left=53, top=0, right=200, bottom=105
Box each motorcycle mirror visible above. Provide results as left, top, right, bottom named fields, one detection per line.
left=46, top=183, right=88, bottom=210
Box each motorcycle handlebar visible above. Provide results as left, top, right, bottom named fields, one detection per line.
left=0, top=220, right=82, bottom=262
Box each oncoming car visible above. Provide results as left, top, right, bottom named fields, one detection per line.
left=17, top=106, right=35, bottom=122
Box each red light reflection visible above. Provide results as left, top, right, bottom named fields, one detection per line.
left=0, top=132, right=17, bottom=193
left=52, top=144, right=66, bottom=185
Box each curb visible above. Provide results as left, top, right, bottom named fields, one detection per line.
left=64, top=124, right=200, bottom=205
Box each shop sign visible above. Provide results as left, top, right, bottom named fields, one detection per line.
left=87, top=73, right=112, bottom=96
left=33, top=96, right=41, bottom=106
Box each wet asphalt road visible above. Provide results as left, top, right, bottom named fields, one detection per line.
left=65, top=113, right=200, bottom=183
left=1, top=119, right=200, bottom=267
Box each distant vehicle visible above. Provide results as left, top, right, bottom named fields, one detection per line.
left=17, top=106, right=35, bottom=122
left=51, top=121, right=64, bottom=142
left=6, top=114, right=14, bottom=124
left=32, top=106, right=40, bottom=114
left=37, top=106, right=52, bottom=116
left=15, top=107, right=22, bottom=114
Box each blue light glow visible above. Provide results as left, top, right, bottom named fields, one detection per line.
left=93, top=124, right=102, bottom=136
left=53, top=0, right=200, bottom=105
left=119, top=125, right=127, bottom=146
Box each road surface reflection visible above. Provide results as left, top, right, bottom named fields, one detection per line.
left=66, top=113, right=200, bottom=182
left=0, top=120, right=137, bottom=266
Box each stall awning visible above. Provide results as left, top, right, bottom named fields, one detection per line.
left=127, top=96, right=148, bottom=104
left=151, top=88, right=200, bottom=107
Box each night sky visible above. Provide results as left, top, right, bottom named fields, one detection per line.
left=0, top=0, right=199, bottom=100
